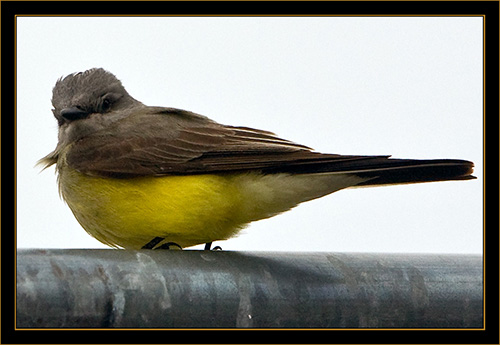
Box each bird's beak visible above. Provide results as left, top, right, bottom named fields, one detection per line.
left=60, top=107, right=89, bottom=121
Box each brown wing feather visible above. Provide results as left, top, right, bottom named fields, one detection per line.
left=65, top=107, right=320, bottom=177
left=64, top=107, right=475, bottom=185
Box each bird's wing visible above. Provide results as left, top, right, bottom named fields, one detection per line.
left=64, top=107, right=335, bottom=176
left=64, top=107, right=475, bottom=185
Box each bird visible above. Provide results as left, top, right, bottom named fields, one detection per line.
left=39, top=68, right=475, bottom=250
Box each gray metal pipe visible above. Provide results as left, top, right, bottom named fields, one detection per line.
left=16, top=249, right=483, bottom=328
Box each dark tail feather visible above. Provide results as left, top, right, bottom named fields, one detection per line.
left=263, top=154, right=475, bottom=186
left=349, top=158, right=476, bottom=187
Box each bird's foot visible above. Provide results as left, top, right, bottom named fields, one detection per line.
left=142, top=237, right=182, bottom=250
left=155, top=242, right=183, bottom=250
left=204, top=242, right=222, bottom=251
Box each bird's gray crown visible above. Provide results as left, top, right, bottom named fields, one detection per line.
left=51, top=68, right=140, bottom=125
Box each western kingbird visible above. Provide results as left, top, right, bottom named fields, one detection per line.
left=39, top=68, right=475, bottom=250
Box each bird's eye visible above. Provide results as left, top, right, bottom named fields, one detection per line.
left=100, top=92, right=122, bottom=113
left=102, top=98, right=111, bottom=110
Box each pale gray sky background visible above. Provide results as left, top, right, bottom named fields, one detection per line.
left=16, top=16, right=483, bottom=252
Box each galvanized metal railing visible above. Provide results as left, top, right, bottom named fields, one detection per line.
left=16, top=249, right=483, bottom=328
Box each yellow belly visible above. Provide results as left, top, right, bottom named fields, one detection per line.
left=57, top=166, right=364, bottom=249
left=59, top=169, right=248, bottom=249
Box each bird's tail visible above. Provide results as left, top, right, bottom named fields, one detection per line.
left=338, top=158, right=476, bottom=187
left=263, top=155, right=476, bottom=187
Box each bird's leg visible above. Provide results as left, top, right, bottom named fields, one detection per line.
left=142, top=237, right=165, bottom=249
left=204, top=242, right=222, bottom=251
